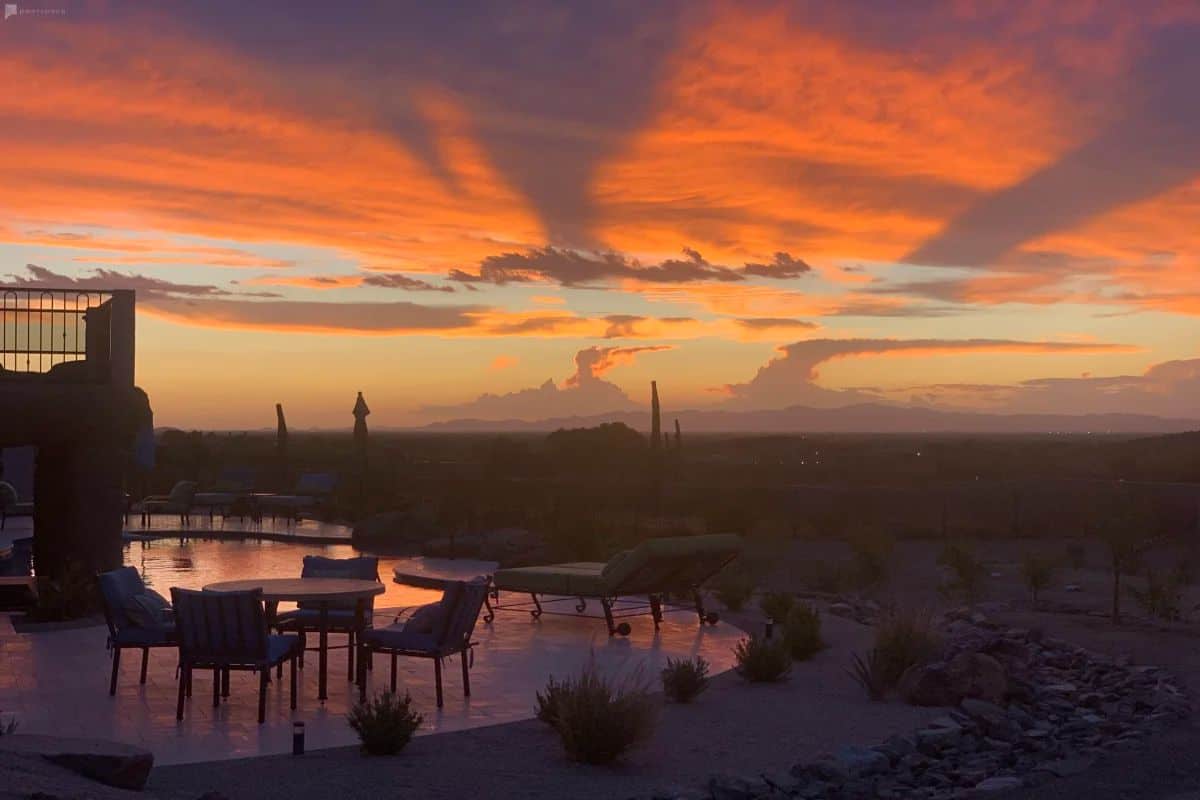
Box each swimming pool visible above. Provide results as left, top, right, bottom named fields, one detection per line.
left=122, top=537, right=495, bottom=612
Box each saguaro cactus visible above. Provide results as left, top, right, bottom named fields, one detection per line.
left=650, top=381, right=662, bottom=449
left=674, top=418, right=682, bottom=450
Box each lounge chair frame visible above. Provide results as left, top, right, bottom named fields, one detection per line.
left=482, top=588, right=719, bottom=636
left=483, top=535, right=740, bottom=636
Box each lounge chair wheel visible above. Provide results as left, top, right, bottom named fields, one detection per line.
left=705, top=612, right=720, bottom=625
left=615, top=622, right=632, bottom=636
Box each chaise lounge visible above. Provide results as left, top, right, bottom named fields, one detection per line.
left=485, top=533, right=742, bottom=636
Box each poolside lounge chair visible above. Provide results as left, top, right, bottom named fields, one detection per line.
left=139, top=481, right=197, bottom=526
left=171, top=587, right=301, bottom=723
left=192, top=467, right=258, bottom=519
left=357, top=578, right=489, bottom=707
left=0, top=481, right=33, bottom=531
left=255, top=472, right=337, bottom=520
left=274, top=555, right=380, bottom=678
left=98, top=567, right=177, bottom=695
left=487, top=533, right=742, bottom=636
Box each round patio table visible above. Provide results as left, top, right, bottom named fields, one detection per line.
left=203, top=577, right=384, bottom=701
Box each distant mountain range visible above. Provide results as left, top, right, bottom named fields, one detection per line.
left=420, top=402, right=1200, bottom=434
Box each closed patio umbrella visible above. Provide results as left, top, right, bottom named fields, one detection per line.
left=275, top=403, right=289, bottom=490
left=353, top=392, right=369, bottom=513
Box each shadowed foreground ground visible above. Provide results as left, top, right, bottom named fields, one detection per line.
left=149, top=613, right=939, bottom=800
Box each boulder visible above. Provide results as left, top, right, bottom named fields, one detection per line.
left=832, top=745, right=889, bottom=778
left=899, top=662, right=958, bottom=707
left=352, top=509, right=436, bottom=548
left=0, top=734, right=153, bottom=790
left=974, top=776, right=1023, bottom=793
left=947, top=652, right=1008, bottom=704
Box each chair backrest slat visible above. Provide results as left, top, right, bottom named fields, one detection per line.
left=299, top=555, right=379, bottom=611
left=171, top=587, right=269, bottom=664
left=97, top=566, right=146, bottom=635
left=438, top=578, right=489, bottom=649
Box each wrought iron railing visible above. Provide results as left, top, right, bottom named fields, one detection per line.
left=0, top=288, right=135, bottom=384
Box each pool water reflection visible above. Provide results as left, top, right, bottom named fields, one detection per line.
left=122, top=538, right=494, bottom=613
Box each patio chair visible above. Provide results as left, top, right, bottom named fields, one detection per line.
left=0, top=480, right=33, bottom=531
left=487, top=533, right=742, bottom=635
left=273, top=555, right=379, bottom=678
left=192, top=466, right=258, bottom=519
left=357, top=577, right=489, bottom=708
left=97, top=567, right=177, bottom=695
left=255, top=472, right=337, bottom=520
left=171, top=587, right=301, bottom=724
left=139, top=480, right=197, bottom=526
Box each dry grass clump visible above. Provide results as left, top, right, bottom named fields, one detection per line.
left=661, top=656, right=710, bottom=703
left=537, top=662, right=658, bottom=764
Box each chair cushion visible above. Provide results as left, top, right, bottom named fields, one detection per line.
left=0, top=481, right=17, bottom=510
left=361, top=625, right=438, bottom=654
left=274, top=608, right=364, bottom=631
left=99, top=567, right=147, bottom=630
left=266, top=634, right=301, bottom=664
left=492, top=562, right=608, bottom=596
left=402, top=602, right=444, bottom=635
left=167, top=481, right=198, bottom=505
left=123, top=589, right=173, bottom=627
left=113, top=624, right=175, bottom=646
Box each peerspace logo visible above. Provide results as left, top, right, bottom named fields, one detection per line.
left=4, top=4, right=70, bottom=20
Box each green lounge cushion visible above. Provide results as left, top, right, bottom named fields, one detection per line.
left=493, top=534, right=743, bottom=597
left=492, top=562, right=609, bottom=596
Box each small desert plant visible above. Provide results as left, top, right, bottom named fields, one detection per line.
left=872, top=610, right=939, bottom=690
left=782, top=603, right=824, bottom=661
left=758, top=591, right=795, bottom=622
left=733, top=635, right=792, bottom=683
left=1021, top=552, right=1057, bottom=608
left=661, top=656, right=710, bottom=703
left=1129, top=569, right=1183, bottom=621
left=937, top=543, right=986, bottom=603
left=713, top=568, right=755, bottom=612
left=849, top=524, right=893, bottom=588
left=347, top=691, right=423, bottom=755
left=0, top=712, right=16, bottom=736
left=535, top=675, right=569, bottom=726
left=1097, top=496, right=1155, bottom=624
left=806, top=559, right=848, bottom=594
left=548, top=663, right=658, bottom=764
left=847, top=649, right=887, bottom=700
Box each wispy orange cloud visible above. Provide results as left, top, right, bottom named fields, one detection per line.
left=489, top=355, right=519, bottom=371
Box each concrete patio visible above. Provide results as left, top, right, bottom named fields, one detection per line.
left=0, top=602, right=742, bottom=765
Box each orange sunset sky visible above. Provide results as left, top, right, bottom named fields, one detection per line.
left=2, top=1, right=1198, bottom=428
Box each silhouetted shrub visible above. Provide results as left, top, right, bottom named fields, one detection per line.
left=873, top=610, right=939, bottom=690
left=783, top=603, right=824, bottom=661
left=758, top=591, right=795, bottom=622
left=1021, top=552, right=1057, bottom=608
left=1129, top=569, right=1182, bottom=621
left=1065, top=542, right=1087, bottom=570
left=733, top=635, right=792, bottom=683
left=713, top=569, right=755, bottom=611
left=938, top=543, right=986, bottom=602
left=546, top=663, right=657, bottom=764
left=848, top=649, right=887, bottom=701
left=806, top=559, right=848, bottom=594
left=535, top=675, right=569, bottom=726
left=661, top=656, right=710, bottom=703
left=29, top=560, right=95, bottom=622
left=849, top=524, right=893, bottom=588
left=347, top=691, right=422, bottom=755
